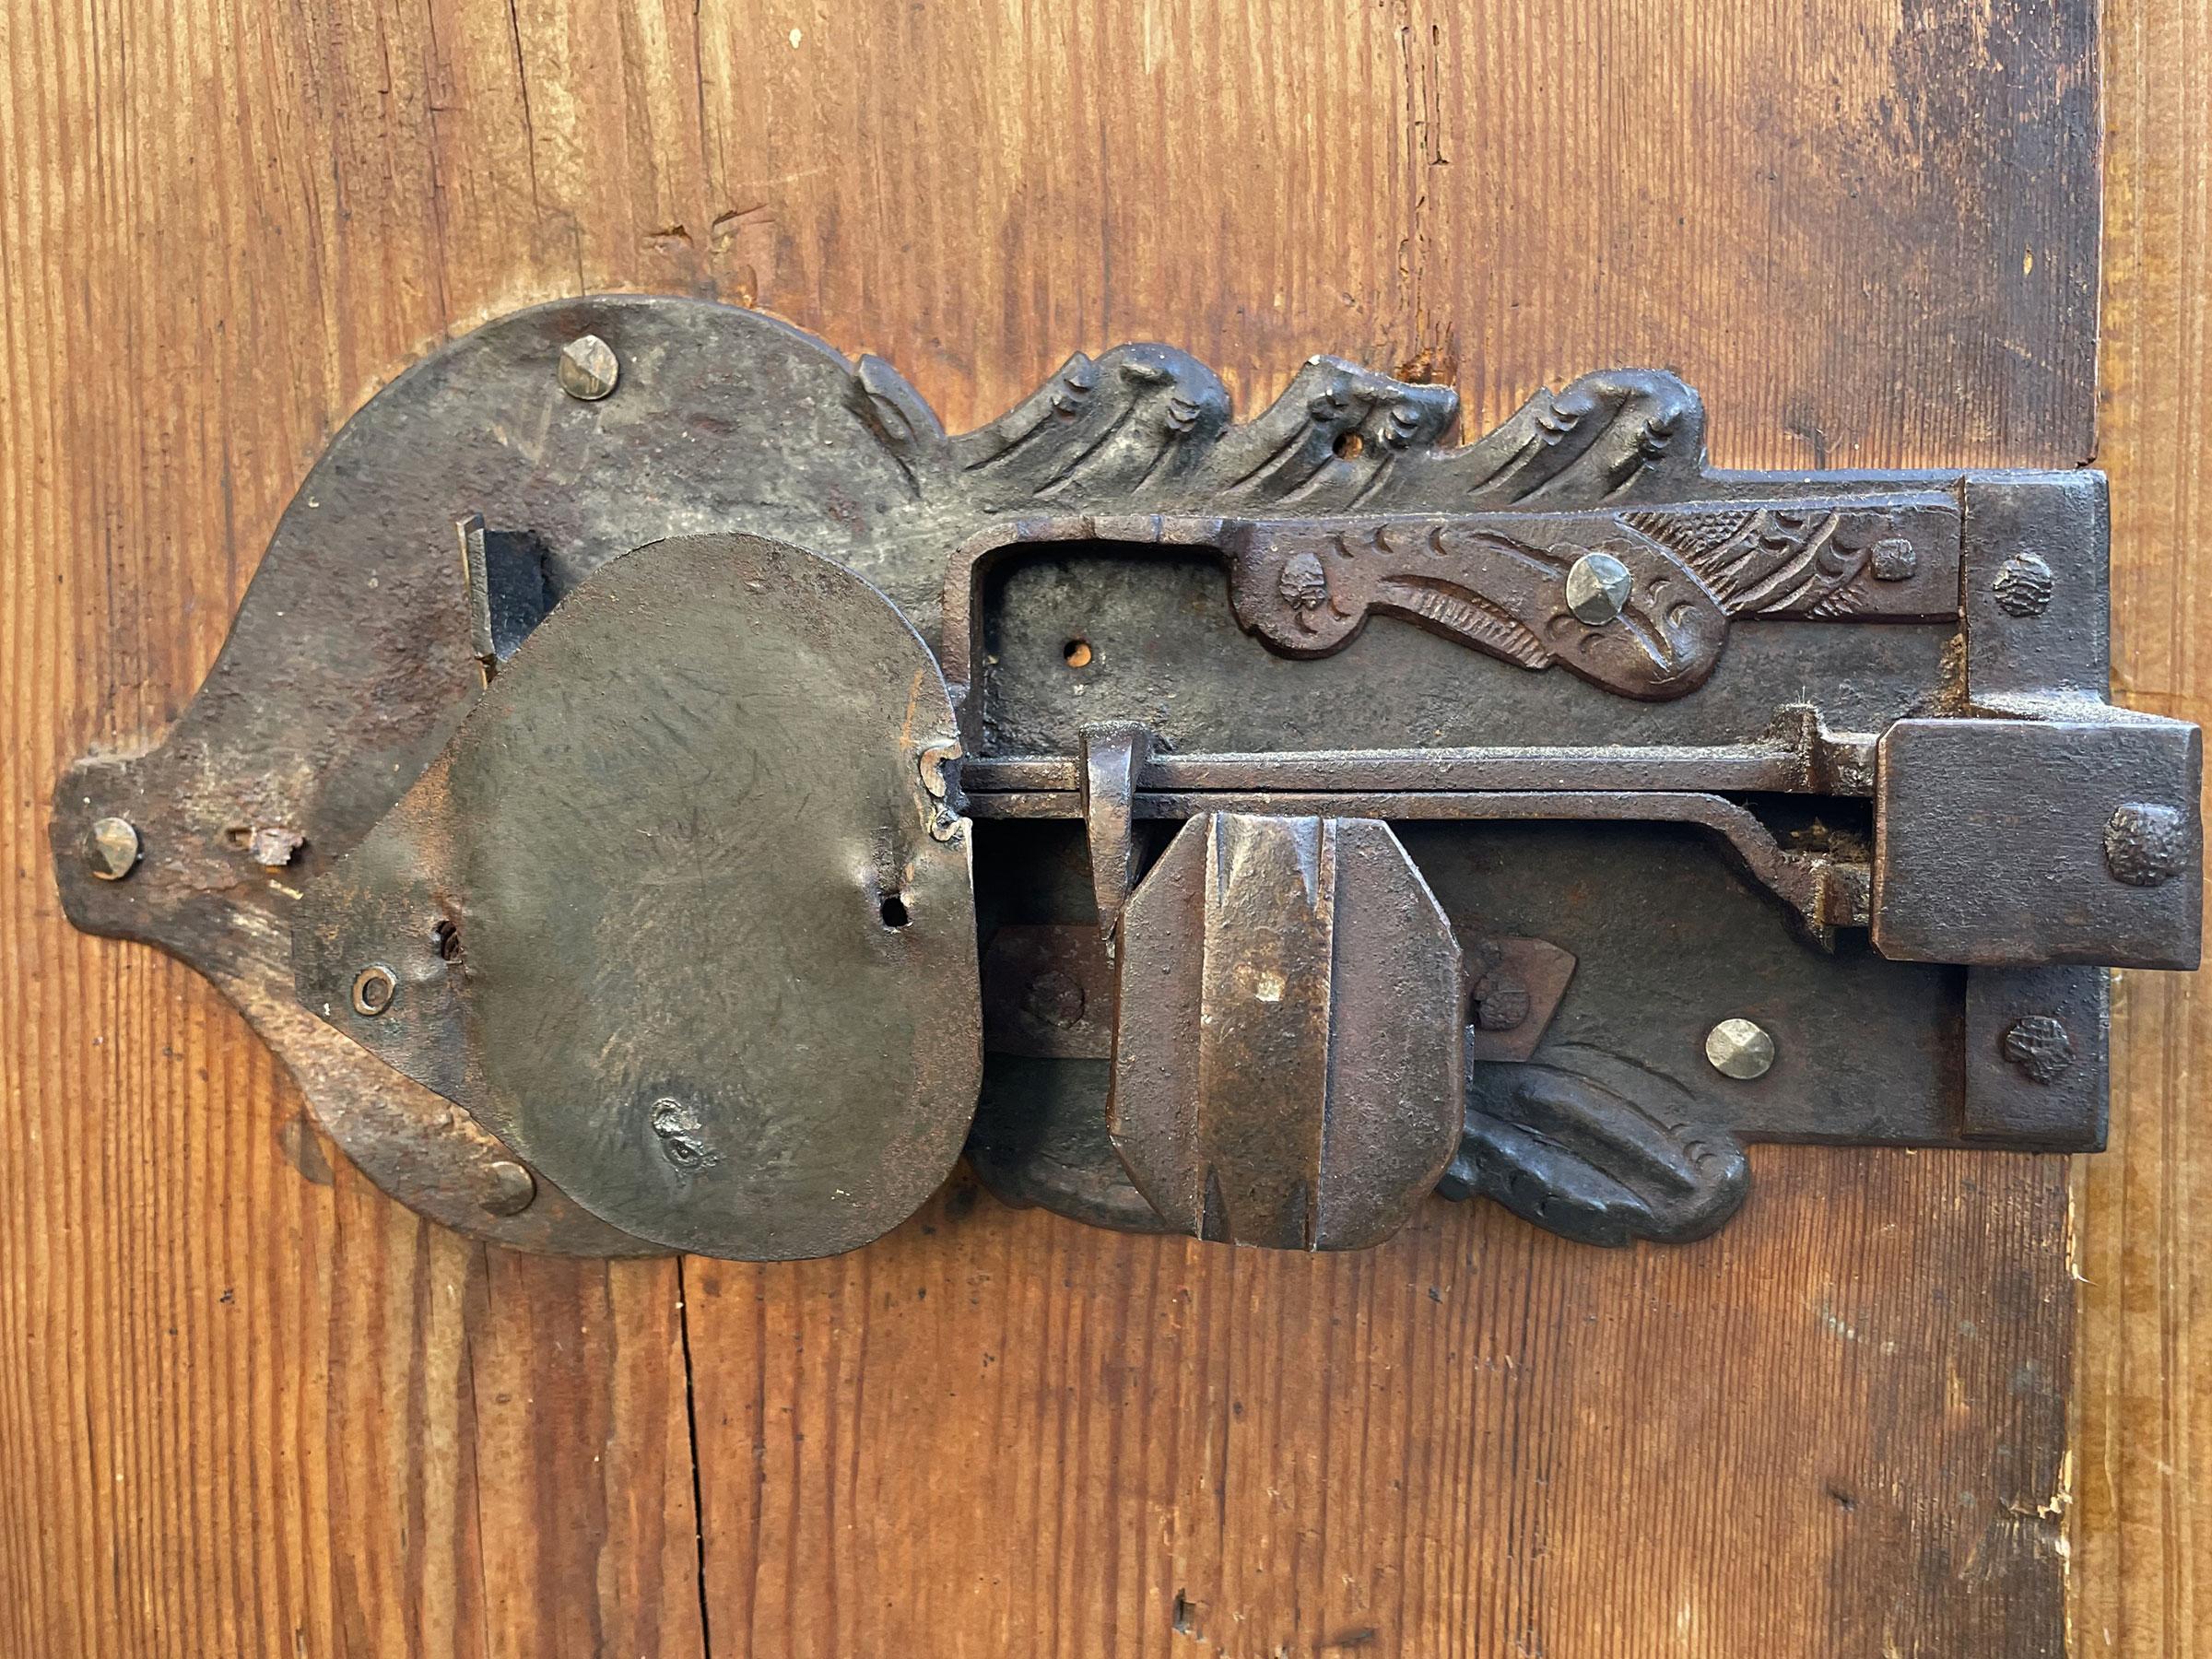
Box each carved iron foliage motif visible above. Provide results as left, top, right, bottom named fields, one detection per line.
left=875, top=347, right=1704, bottom=511
left=1443, top=1048, right=1751, bottom=1247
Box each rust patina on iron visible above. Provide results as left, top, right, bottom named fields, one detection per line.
left=51, top=295, right=2203, bottom=1259
left=1109, top=813, right=1464, bottom=1250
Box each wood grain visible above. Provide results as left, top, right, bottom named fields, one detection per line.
left=2076, top=0, right=2212, bottom=1650
left=0, top=1, right=2112, bottom=1654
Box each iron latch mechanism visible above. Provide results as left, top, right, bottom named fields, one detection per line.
left=53, top=297, right=2202, bottom=1260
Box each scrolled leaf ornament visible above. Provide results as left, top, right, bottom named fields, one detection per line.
left=1440, top=1045, right=1751, bottom=1246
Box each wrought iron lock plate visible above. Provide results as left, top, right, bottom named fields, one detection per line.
left=52, top=296, right=2203, bottom=1260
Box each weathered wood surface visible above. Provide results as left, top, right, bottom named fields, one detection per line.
left=2076, top=0, right=2212, bottom=1651
left=0, top=1, right=2116, bottom=1653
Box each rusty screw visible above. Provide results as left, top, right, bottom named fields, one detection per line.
left=85, top=816, right=141, bottom=881
left=557, top=334, right=620, bottom=401
left=1704, top=1017, right=1776, bottom=1080
left=482, top=1159, right=537, bottom=1218
left=1565, top=551, right=1632, bottom=626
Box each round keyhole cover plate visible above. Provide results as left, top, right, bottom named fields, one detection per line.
left=292, top=533, right=982, bottom=1260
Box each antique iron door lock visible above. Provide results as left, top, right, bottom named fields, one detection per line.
left=53, top=297, right=2203, bottom=1260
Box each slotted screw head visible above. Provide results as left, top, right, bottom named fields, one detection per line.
left=1704, top=1017, right=1776, bottom=1080
left=1566, top=551, right=1633, bottom=625
left=86, top=816, right=141, bottom=881
left=557, top=334, right=620, bottom=401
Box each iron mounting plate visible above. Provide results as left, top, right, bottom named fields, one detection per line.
left=51, top=293, right=2196, bottom=1254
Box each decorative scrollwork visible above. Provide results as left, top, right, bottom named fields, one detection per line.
left=888, top=344, right=1959, bottom=700
left=1622, top=504, right=1923, bottom=618
left=1223, top=517, right=1733, bottom=700
left=855, top=347, right=1710, bottom=513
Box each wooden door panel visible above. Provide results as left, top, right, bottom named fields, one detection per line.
left=2078, top=1, right=2212, bottom=1651
left=0, top=2, right=2123, bottom=1654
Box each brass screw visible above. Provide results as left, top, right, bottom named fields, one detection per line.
left=1704, top=1017, right=1776, bottom=1080
left=557, top=334, right=620, bottom=401
left=85, top=816, right=141, bottom=881
left=1566, top=551, right=1632, bottom=626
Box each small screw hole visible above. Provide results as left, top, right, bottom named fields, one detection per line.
left=1334, top=430, right=1365, bottom=461
left=432, top=919, right=462, bottom=961
left=1062, top=638, right=1093, bottom=668
left=878, top=894, right=911, bottom=929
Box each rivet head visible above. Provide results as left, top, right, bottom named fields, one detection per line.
left=481, top=1159, right=537, bottom=1218
left=86, top=816, right=141, bottom=880
left=1993, top=551, right=2054, bottom=618
left=1022, top=970, right=1087, bottom=1030
left=557, top=333, right=620, bottom=401
left=1704, top=1017, right=1776, bottom=1080
left=2002, top=1015, right=2074, bottom=1084
left=1868, top=537, right=1918, bottom=582
left=350, top=964, right=398, bottom=1018
left=1566, top=551, right=1633, bottom=626
left=1277, top=550, right=1331, bottom=613
left=1472, top=971, right=1531, bottom=1031
left=2103, top=801, right=2188, bottom=887
left=246, top=824, right=303, bottom=869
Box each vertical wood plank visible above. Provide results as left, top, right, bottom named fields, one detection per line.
left=2077, top=0, right=2212, bottom=1650
left=0, top=0, right=714, bottom=1653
